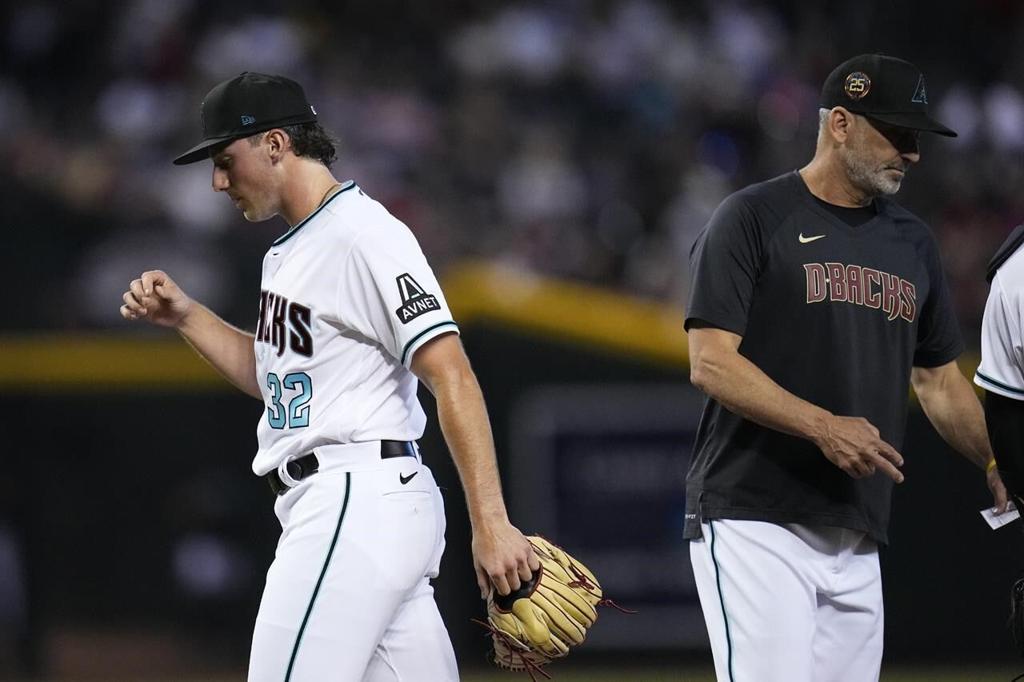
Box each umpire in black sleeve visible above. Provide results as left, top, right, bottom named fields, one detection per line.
left=976, top=224, right=1024, bottom=506
left=684, top=54, right=1007, bottom=682
left=975, top=223, right=1024, bottom=662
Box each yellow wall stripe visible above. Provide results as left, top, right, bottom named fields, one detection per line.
left=0, top=334, right=225, bottom=391
left=442, top=261, right=689, bottom=366
left=0, top=260, right=980, bottom=391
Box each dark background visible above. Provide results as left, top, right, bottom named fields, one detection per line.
left=2, top=0, right=1023, bottom=678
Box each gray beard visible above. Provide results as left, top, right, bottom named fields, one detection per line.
left=839, top=147, right=902, bottom=197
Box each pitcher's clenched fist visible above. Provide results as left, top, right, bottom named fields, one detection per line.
left=120, top=270, right=192, bottom=327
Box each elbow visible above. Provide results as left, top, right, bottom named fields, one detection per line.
left=689, top=343, right=738, bottom=399
left=687, top=328, right=741, bottom=397
left=425, top=360, right=477, bottom=400
left=689, top=363, right=706, bottom=393
left=910, top=375, right=946, bottom=410
left=689, top=352, right=715, bottom=395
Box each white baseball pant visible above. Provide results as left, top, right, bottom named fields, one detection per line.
left=690, top=519, right=883, bottom=682
left=248, top=444, right=459, bottom=681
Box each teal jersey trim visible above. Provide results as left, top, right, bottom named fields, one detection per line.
left=709, top=521, right=735, bottom=682
left=400, top=321, right=459, bottom=366
left=976, top=370, right=1024, bottom=397
left=284, top=472, right=352, bottom=681
left=272, top=180, right=356, bottom=247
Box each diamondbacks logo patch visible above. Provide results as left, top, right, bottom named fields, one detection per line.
left=395, top=273, right=441, bottom=324
left=911, top=75, right=928, bottom=104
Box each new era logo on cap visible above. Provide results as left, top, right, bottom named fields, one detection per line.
left=241, top=115, right=256, bottom=126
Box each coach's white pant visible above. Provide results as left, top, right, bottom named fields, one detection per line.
left=690, top=519, right=882, bottom=682
left=248, top=448, right=458, bottom=682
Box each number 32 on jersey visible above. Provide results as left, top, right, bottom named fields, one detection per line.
left=266, top=371, right=312, bottom=429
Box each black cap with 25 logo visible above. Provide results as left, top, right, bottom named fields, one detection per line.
left=173, top=72, right=318, bottom=165
left=819, top=54, right=957, bottom=137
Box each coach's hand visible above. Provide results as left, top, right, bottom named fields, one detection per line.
left=815, top=414, right=905, bottom=482
left=472, top=520, right=542, bottom=599
left=120, top=270, right=193, bottom=328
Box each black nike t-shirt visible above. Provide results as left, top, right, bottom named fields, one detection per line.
left=683, top=171, right=963, bottom=543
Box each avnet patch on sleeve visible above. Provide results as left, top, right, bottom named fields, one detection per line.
left=395, top=273, right=441, bottom=324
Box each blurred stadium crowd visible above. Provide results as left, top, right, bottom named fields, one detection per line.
left=3, top=0, right=1024, bottom=339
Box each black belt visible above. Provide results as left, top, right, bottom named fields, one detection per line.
left=266, top=440, right=416, bottom=496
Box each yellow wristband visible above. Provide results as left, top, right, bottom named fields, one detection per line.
left=987, top=458, right=998, bottom=473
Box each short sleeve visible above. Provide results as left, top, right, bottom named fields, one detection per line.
left=684, top=192, right=765, bottom=335
left=339, top=224, right=459, bottom=368
left=975, top=272, right=1024, bottom=399
left=912, top=244, right=964, bottom=367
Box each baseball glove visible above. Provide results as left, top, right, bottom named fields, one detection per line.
left=476, top=536, right=604, bottom=680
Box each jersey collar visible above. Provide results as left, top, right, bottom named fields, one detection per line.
left=272, top=179, right=356, bottom=247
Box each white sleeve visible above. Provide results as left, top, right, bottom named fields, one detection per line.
left=338, top=221, right=459, bottom=368
left=975, top=272, right=1024, bottom=400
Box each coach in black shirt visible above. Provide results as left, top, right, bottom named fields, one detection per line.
left=685, top=54, right=1007, bottom=682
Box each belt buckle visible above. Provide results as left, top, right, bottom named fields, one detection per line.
left=276, top=457, right=303, bottom=491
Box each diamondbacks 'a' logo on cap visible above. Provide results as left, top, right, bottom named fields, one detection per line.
left=911, top=75, right=928, bottom=104
left=844, top=72, right=871, bottom=100
left=241, top=115, right=256, bottom=126
left=395, top=273, right=441, bottom=324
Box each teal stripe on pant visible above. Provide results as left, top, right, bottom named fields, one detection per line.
left=284, top=472, right=352, bottom=681
left=709, top=520, right=735, bottom=682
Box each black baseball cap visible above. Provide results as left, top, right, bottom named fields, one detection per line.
left=820, top=54, right=957, bottom=137
left=173, top=72, right=318, bottom=165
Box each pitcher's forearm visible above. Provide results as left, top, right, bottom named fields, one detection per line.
left=434, top=373, right=509, bottom=527
left=410, top=334, right=511, bottom=527
left=177, top=304, right=261, bottom=398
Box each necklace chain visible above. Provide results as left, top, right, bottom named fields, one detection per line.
left=317, top=182, right=342, bottom=208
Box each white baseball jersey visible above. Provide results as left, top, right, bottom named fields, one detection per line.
left=251, top=180, right=460, bottom=475
left=975, top=246, right=1024, bottom=401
